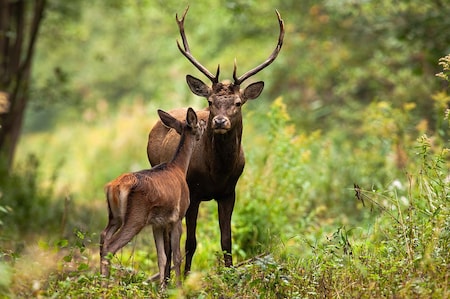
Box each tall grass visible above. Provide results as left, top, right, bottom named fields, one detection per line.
left=1, top=91, right=447, bottom=297
left=0, top=57, right=448, bottom=297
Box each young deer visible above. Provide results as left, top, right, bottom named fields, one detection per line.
left=100, top=108, right=205, bottom=287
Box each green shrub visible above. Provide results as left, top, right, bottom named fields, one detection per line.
left=0, top=154, right=63, bottom=238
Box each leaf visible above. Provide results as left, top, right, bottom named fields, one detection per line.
left=56, top=239, right=69, bottom=248
left=77, top=263, right=89, bottom=271
left=63, top=254, right=73, bottom=263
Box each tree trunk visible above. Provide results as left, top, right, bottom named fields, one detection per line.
left=0, top=0, right=46, bottom=172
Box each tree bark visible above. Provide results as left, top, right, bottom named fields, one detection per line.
left=0, top=0, right=46, bottom=172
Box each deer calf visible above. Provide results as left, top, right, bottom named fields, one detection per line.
left=100, top=108, right=205, bottom=287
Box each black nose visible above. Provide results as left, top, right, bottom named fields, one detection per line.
left=213, top=117, right=227, bottom=127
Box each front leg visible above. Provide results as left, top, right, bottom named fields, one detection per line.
left=217, top=192, right=236, bottom=267
left=163, top=227, right=171, bottom=283
left=184, top=200, right=200, bottom=275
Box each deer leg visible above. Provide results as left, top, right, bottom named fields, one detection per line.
left=101, top=217, right=145, bottom=277
left=217, top=193, right=236, bottom=267
left=184, top=200, right=200, bottom=275
left=100, top=217, right=122, bottom=255
left=171, top=220, right=183, bottom=287
left=153, top=226, right=167, bottom=288
left=163, top=227, right=172, bottom=283
left=100, top=217, right=122, bottom=276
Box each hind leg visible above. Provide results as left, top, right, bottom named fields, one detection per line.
left=100, top=216, right=122, bottom=275
left=153, top=226, right=167, bottom=288
left=101, top=217, right=146, bottom=277
left=100, top=217, right=122, bottom=257
left=171, top=220, right=183, bottom=287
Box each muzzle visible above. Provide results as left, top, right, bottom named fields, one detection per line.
left=212, top=116, right=231, bottom=134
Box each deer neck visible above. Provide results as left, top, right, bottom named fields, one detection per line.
left=171, top=129, right=196, bottom=174
left=206, top=119, right=243, bottom=169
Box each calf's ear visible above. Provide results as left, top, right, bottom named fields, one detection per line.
left=186, top=107, right=198, bottom=128
left=158, top=109, right=183, bottom=134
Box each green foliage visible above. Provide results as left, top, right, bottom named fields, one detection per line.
left=0, top=261, right=12, bottom=297
left=3, top=0, right=450, bottom=297
left=0, top=155, right=64, bottom=297
left=8, top=90, right=450, bottom=298
left=0, top=154, right=63, bottom=236
left=235, top=97, right=321, bottom=256
left=192, top=135, right=449, bottom=298
left=436, top=54, right=450, bottom=82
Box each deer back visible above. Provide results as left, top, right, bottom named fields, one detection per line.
left=148, top=108, right=211, bottom=172
left=106, top=166, right=190, bottom=227
left=148, top=109, right=245, bottom=201
left=148, top=108, right=207, bottom=166
left=111, top=107, right=202, bottom=225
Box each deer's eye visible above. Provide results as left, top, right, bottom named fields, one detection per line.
left=235, top=101, right=242, bottom=107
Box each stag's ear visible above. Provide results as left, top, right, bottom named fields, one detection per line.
left=158, top=109, right=183, bottom=134
left=186, top=75, right=211, bottom=97
left=186, top=107, right=198, bottom=128
left=242, top=81, right=264, bottom=101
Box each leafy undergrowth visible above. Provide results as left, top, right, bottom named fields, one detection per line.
left=2, top=98, right=448, bottom=298
left=2, top=66, right=449, bottom=298
left=5, top=141, right=448, bottom=298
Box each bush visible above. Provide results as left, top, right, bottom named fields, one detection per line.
left=0, top=154, right=64, bottom=238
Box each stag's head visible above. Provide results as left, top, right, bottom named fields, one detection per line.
left=176, top=7, right=284, bottom=134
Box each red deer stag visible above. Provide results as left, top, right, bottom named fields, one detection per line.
left=147, top=7, right=284, bottom=275
left=100, top=108, right=205, bottom=287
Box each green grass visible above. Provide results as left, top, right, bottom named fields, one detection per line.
left=1, top=95, right=448, bottom=298
left=1, top=1, right=448, bottom=296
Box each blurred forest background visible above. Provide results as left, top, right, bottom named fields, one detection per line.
left=0, top=0, right=449, bottom=297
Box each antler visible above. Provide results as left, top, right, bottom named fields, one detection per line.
left=176, top=6, right=220, bottom=84
left=233, top=10, right=285, bottom=86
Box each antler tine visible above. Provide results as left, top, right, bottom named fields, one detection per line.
left=176, top=6, right=219, bottom=83
left=234, top=10, right=285, bottom=86
left=232, top=58, right=239, bottom=83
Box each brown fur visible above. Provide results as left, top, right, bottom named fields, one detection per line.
left=147, top=78, right=264, bottom=275
left=100, top=108, right=205, bottom=287
left=147, top=8, right=284, bottom=276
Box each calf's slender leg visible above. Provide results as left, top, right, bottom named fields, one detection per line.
left=171, top=220, right=183, bottom=287
left=153, top=226, right=168, bottom=287
left=101, top=217, right=146, bottom=276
